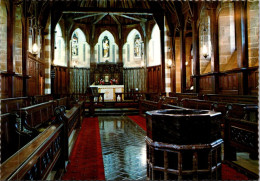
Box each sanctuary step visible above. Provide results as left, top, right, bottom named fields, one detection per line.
left=94, top=108, right=139, bottom=116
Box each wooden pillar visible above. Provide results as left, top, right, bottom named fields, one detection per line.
left=235, top=1, right=248, bottom=95
left=180, top=26, right=186, bottom=93
left=154, top=12, right=165, bottom=93
left=65, top=28, right=70, bottom=95
left=118, top=25, right=123, bottom=63
left=90, top=25, right=96, bottom=63
left=7, top=1, right=14, bottom=97
left=209, top=3, right=219, bottom=94
left=192, top=3, right=200, bottom=93
left=50, top=8, right=55, bottom=95
left=22, top=2, right=29, bottom=97
left=143, top=21, right=148, bottom=92
left=170, top=35, right=176, bottom=94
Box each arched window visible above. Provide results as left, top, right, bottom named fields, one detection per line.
left=148, top=24, right=161, bottom=66
left=0, top=1, right=7, bottom=71
left=199, top=8, right=211, bottom=74
left=70, top=28, right=90, bottom=68
left=54, top=23, right=66, bottom=66
left=14, top=6, right=23, bottom=74
left=218, top=2, right=236, bottom=71
left=123, top=29, right=143, bottom=67
left=247, top=0, right=259, bottom=67
left=95, top=30, right=118, bottom=63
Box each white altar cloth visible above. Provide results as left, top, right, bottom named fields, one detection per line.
left=90, top=85, right=124, bottom=102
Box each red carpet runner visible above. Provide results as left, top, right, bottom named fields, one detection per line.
left=62, top=117, right=105, bottom=180
left=128, top=115, right=146, bottom=131
left=128, top=115, right=249, bottom=180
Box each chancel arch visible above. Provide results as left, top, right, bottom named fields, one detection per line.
left=123, top=29, right=144, bottom=68
left=148, top=24, right=161, bottom=66
left=95, top=30, right=119, bottom=63
left=70, top=28, right=90, bottom=68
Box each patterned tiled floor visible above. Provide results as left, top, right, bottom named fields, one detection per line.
left=99, top=116, right=147, bottom=180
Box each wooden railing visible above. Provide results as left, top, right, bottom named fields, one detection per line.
left=0, top=123, right=64, bottom=180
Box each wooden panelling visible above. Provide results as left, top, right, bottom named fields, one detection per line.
left=27, top=53, right=45, bottom=96
left=14, top=76, right=23, bottom=97
left=248, top=68, right=259, bottom=95
left=199, top=75, right=213, bottom=94
left=147, top=66, right=161, bottom=93
left=219, top=73, right=238, bottom=95
left=0, top=73, right=9, bottom=98
left=53, top=66, right=69, bottom=96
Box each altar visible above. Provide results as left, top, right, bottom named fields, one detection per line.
left=90, top=85, right=124, bottom=102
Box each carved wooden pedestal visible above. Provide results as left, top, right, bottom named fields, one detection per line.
left=145, top=109, right=223, bottom=180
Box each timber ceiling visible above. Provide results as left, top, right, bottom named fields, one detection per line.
left=23, top=0, right=195, bottom=36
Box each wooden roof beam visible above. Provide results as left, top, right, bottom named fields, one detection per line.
left=62, top=7, right=153, bottom=15
left=110, top=14, right=121, bottom=25
left=73, top=13, right=103, bottom=20
left=116, top=14, right=146, bottom=22
left=92, top=13, right=108, bottom=24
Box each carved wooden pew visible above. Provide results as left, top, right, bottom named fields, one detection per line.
left=181, top=98, right=214, bottom=110
left=224, top=104, right=258, bottom=159
left=169, top=93, right=202, bottom=106
left=19, top=101, right=56, bottom=129
left=62, top=102, right=83, bottom=161
left=32, top=94, right=53, bottom=104
left=0, top=97, right=31, bottom=114
left=139, top=94, right=163, bottom=114
left=0, top=113, right=20, bottom=163
left=0, top=123, right=64, bottom=180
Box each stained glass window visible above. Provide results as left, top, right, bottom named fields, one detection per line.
left=102, top=36, right=109, bottom=58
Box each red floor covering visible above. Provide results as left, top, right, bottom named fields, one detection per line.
left=221, top=163, right=248, bottom=180
left=62, top=117, right=105, bottom=180
left=127, top=115, right=146, bottom=131
left=62, top=115, right=249, bottom=180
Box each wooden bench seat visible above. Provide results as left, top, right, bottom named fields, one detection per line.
left=169, top=93, right=202, bottom=105
left=32, top=94, right=53, bottom=104
left=0, top=123, right=64, bottom=180
left=1, top=97, right=31, bottom=114
left=19, top=101, right=56, bottom=129
left=224, top=103, right=259, bottom=162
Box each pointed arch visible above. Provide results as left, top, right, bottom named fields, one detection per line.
left=95, top=30, right=118, bottom=63
left=148, top=24, right=161, bottom=66
left=123, top=29, right=144, bottom=68
left=54, top=23, right=66, bottom=66
left=70, top=28, right=90, bottom=68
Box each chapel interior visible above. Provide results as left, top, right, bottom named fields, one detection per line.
left=0, top=0, right=259, bottom=180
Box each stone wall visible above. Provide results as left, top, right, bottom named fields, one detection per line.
left=165, top=22, right=172, bottom=93
left=218, top=2, right=236, bottom=71
left=44, top=17, right=51, bottom=94
left=0, top=0, right=7, bottom=71
left=247, top=0, right=259, bottom=67
left=14, top=5, right=23, bottom=74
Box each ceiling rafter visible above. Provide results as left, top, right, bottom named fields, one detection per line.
left=116, top=14, right=146, bottom=22
left=62, top=7, right=153, bottom=15
left=92, top=13, right=108, bottom=24
left=73, top=13, right=103, bottom=20
left=110, top=14, right=121, bottom=25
